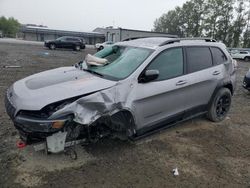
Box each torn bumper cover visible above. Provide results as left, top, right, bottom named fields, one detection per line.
left=5, top=84, right=135, bottom=145
left=5, top=94, right=71, bottom=143
left=4, top=61, right=136, bottom=146
left=13, top=116, right=71, bottom=144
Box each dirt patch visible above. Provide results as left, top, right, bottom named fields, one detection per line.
left=0, top=42, right=249, bottom=187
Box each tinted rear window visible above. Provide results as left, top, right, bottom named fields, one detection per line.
left=211, top=47, right=227, bottom=65
left=66, top=38, right=79, bottom=41
left=186, top=47, right=213, bottom=73
left=240, top=51, right=248, bottom=54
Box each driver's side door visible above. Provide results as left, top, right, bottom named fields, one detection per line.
left=133, top=47, right=191, bottom=132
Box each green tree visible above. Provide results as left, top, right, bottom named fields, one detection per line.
left=0, top=16, right=20, bottom=37
left=215, top=0, right=234, bottom=46
left=153, top=7, right=184, bottom=37
left=231, top=1, right=246, bottom=47
left=202, top=0, right=234, bottom=46
left=185, top=0, right=207, bottom=37
left=243, top=5, right=250, bottom=47
left=154, top=0, right=207, bottom=37
left=152, top=0, right=249, bottom=47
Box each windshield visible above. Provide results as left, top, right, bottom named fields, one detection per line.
left=82, top=45, right=153, bottom=80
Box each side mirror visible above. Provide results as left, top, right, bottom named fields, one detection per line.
left=139, top=69, right=159, bottom=83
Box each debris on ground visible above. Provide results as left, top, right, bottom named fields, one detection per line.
left=172, top=168, right=179, bottom=176
left=3, top=65, right=21, bottom=68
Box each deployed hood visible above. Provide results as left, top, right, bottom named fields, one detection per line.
left=9, top=66, right=117, bottom=111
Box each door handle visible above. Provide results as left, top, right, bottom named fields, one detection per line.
left=176, top=80, right=187, bottom=86
left=213, top=71, right=221, bottom=75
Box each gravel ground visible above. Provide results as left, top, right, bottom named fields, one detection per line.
left=0, top=42, right=249, bottom=188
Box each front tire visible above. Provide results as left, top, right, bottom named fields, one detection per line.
left=244, top=56, right=250, bottom=62
left=207, top=88, right=232, bottom=122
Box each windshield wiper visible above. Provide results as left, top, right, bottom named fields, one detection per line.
left=82, top=68, right=103, bottom=77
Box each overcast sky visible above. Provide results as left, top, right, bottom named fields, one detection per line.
left=0, top=0, right=187, bottom=32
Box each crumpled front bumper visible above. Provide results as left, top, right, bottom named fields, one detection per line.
left=13, top=116, right=70, bottom=144
left=5, top=94, right=70, bottom=144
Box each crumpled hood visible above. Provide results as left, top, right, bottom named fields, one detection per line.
left=9, top=66, right=117, bottom=112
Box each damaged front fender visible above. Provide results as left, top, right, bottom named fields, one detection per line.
left=50, top=87, right=119, bottom=124
left=48, top=79, right=138, bottom=139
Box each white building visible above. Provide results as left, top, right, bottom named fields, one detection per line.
left=93, top=27, right=177, bottom=42
left=19, top=25, right=105, bottom=44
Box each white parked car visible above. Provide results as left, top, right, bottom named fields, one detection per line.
left=95, top=41, right=114, bottom=51
left=230, top=50, right=250, bottom=61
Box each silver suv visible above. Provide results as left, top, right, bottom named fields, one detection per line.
left=5, top=37, right=236, bottom=152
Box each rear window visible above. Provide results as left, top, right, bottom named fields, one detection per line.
left=66, top=38, right=79, bottom=41
left=186, top=47, right=213, bottom=73
left=240, top=51, right=248, bottom=54
left=211, top=47, right=227, bottom=65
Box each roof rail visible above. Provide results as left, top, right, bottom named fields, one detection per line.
left=158, top=37, right=216, bottom=47
left=159, top=39, right=181, bottom=46
left=179, top=37, right=216, bottom=42
left=122, top=35, right=178, bottom=41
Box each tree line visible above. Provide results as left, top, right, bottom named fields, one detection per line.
left=0, top=16, right=20, bottom=38
left=153, top=0, right=250, bottom=47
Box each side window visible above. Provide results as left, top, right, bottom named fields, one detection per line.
left=147, top=48, right=184, bottom=81
left=186, top=47, right=213, bottom=73
left=240, top=51, right=247, bottom=54
left=211, top=47, right=227, bottom=65
left=59, top=37, right=66, bottom=41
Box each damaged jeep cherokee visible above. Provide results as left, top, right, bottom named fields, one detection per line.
left=5, top=37, right=236, bottom=152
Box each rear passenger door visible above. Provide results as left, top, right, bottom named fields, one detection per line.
left=183, top=46, right=225, bottom=113
left=65, top=38, right=74, bottom=48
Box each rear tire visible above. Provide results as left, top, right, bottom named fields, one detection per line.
left=207, top=88, right=231, bottom=122
left=49, top=44, right=55, bottom=50
left=74, top=45, right=80, bottom=51
left=99, top=46, right=104, bottom=50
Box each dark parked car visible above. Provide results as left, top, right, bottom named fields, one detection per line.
left=243, top=69, right=250, bottom=91
left=44, top=36, right=85, bottom=51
